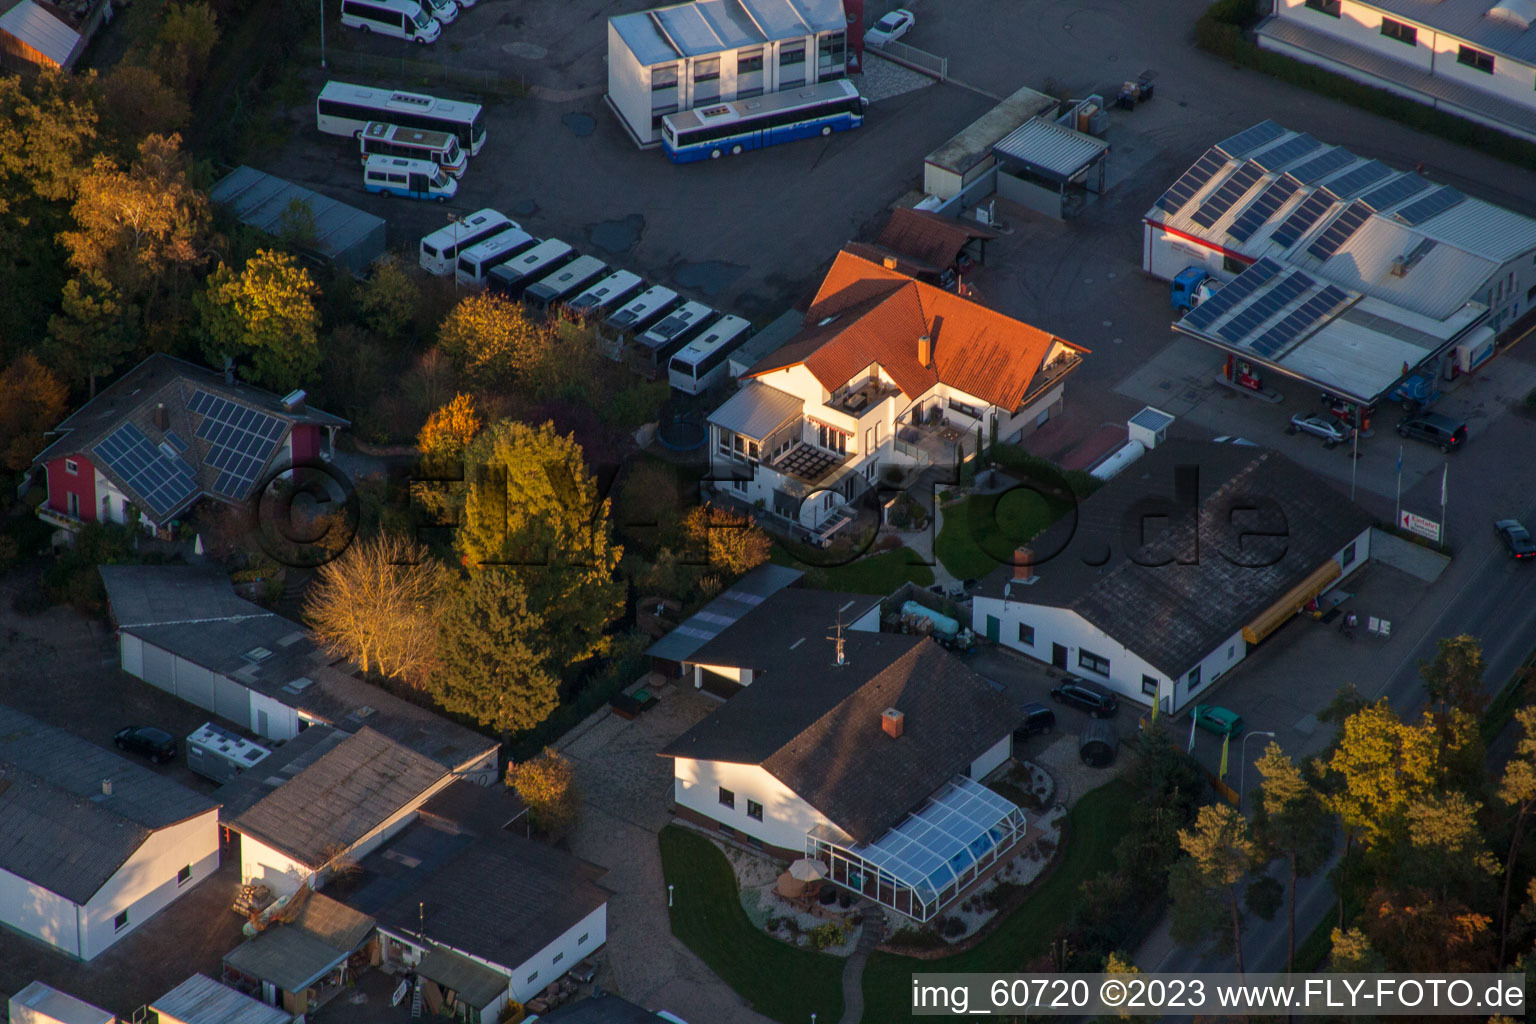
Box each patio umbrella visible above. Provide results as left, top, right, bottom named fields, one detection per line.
left=789, top=858, right=828, bottom=882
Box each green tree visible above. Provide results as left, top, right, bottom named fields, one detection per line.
left=1168, top=804, right=1258, bottom=972
left=152, top=1, right=219, bottom=92
left=43, top=271, right=141, bottom=396
left=1325, top=699, right=1441, bottom=851
left=198, top=249, right=321, bottom=391
left=1252, top=742, right=1335, bottom=971
left=506, top=747, right=580, bottom=834
left=1419, top=634, right=1487, bottom=717
left=437, top=291, right=543, bottom=385
left=98, top=65, right=189, bottom=150
left=431, top=570, right=559, bottom=737
left=1401, top=792, right=1498, bottom=902
left=1498, top=705, right=1536, bottom=965
left=358, top=253, right=420, bottom=338
left=1328, top=926, right=1386, bottom=972
left=0, top=69, right=98, bottom=207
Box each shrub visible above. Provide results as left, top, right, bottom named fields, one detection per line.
left=807, top=921, right=848, bottom=950
left=939, top=915, right=967, bottom=938
left=887, top=925, right=944, bottom=949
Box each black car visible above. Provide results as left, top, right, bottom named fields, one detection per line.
left=1397, top=412, right=1466, bottom=452
left=1050, top=681, right=1119, bottom=718
left=1496, top=519, right=1536, bottom=560
left=114, top=725, right=178, bottom=764
left=1013, top=702, right=1057, bottom=741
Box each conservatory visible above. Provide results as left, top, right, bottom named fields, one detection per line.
left=805, top=776, right=1028, bottom=922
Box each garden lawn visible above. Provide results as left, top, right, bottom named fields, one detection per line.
left=659, top=825, right=845, bottom=1024
left=934, top=489, right=1066, bottom=582
left=771, top=543, right=935, bottom=594
left=859, top=779, right=1137, bottom=1022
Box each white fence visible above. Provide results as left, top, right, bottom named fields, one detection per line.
left=867, top=38, right=948, bottom=81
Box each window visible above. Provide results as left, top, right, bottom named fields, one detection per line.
left=718, top=786, right=735, bottom=808
left=747, top=799, right=764, bottom=821
left=719, top=823, right=736, bottom=837
left=1379, top=18, right=1416, bottom=44
left=692, top=57, right=720, bottom=83
left=65, top=459, right=79, bottom=475
left=1142, top=675, right=1159, bottom=697
left=1187, top=666, right=1202, bottom=690
left=1527, top=283, right=1536, bottom=303
left=113, top=910, right=129, bottom=932
left=1340, top=540, right=1357, bottom=568
left=816, top=423, right=847, bottom=454
left=780, top=43, right=806, bottom=66
left=527, top=972, right=539, bottom=985
left=651, top=65, right=678, bottom=90
left=1304, top=0, right=1340, bottom=15
left=948, top=398, right=982, bottom=420
left=1227, top=645, right=1235, bottom=658
left=177, top=864, right=192, bottom=885
left=67, top=492, right=80, bottom=517
left=1222, top=254, right=1250, bottom=275
left=817, top=31, right=845, bottom=72
left=553, top=952, right=564, bottom=965
left=1078, top=649, right=1110, bottom=676
left=737, top=86, right=764, bottom=99
left=1017, top=623, right=1035, bottom=646
left=1458, top=45, right=1494, bottom=73
left=738, top=48, right=763, bottom=74
left=578, top=933, right=589, bottom=944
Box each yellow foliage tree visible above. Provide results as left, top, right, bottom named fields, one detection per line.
left=437, top=291, right=544, bottom=385
left=198, top=248, right=321, bottom=392
left=0, top=354, right=68, bottom=471
left=680, top=503, right=772, bottom=578
left=0, top=69, right=98, bottom=208
left=418, top=392, right=481, bottom=465
left=1324, top=699, right=1441, bottom=850
left=506, top=747, right=579, bottom=834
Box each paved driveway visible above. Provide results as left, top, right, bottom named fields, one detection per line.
left=559, top=684, right=778, bottom=1024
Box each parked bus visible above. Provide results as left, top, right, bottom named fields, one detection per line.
left=668, top=315, right=753, bottom=394
left=419, top=209, right=515, bottom=276
left=454, top=228, right=536, bottom=288
left=338, top=0, right=439, bottom=43
left=635, top=303, right=716, bottom=369
left=523, top=255, right=610, bottom=313
left=486, top=239, right=576, bottom=298
left=603, top=286, right=679, bottom=340
left=317, top=81, right=486, bottom=155
left=363, top=155, right=456, bottom=201
left=361, top=121, right=467, bottom=177
left=661, top=80, right=866, bottom=163
left=566, top=270, right=644, bottom=320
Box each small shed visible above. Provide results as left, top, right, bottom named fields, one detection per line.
left=0, top=0, right=106, bottom=71
left=1078, top=720, right=1117, bottom=768
left=8, top=982, right=114, bottom=1024
left=991, top=117, right=1110, bottom=220
left=728, top=309, right=804, bottom=378
left=209, top=166, right=386, bottom=278
left=151, top=974, right=292, bottom=1024
left=923, top=85, right=1056, bottom=200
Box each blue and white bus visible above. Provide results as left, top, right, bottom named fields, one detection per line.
left=363, top=155, right=456, bottom=201
left=661, top=80, right=867, bottom=163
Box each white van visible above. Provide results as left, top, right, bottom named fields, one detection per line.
left=339, top=0, right=439, bottom=43
left=361, top=121, right=467, bottom=176
left=363, top=154, right=457, bottom=201
left=420, top=209, right=515, bottom=276
left=419, top=0, right=456, bottom=25
left=454, top=228, right=537, bottom=288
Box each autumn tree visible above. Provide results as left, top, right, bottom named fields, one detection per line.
left=1168, top=804, right=1258, bottom=972
left=1252, top=742, right=1335, bottom=971
left=0, top=354, right=68, bottom=471
left=42, top=271, right=140, bottom=396
left=506, top=747, right=580, bottom=834
left=198, top=249, right=321, bottom=391
left=359, top=253, right=420, bottom=338
left=430, top=570, right=559, bottom=737
left=1400, top=792, right=1498, bottom=903
left=418, top=392, right=481, bottom=467
left=0, top=69, right=98, bottom=207
left=456, top=420, right=624, bottom=669
left=1328, top=926, right=1386, bottom=972
left=1325, top=699, right=1441, bottom=851
left=1420, top=634, right=1488, bottom=718
left=437, top=291, right=543, bottom=384
left=1362, top=888, right=1494, bottom=971
left=303, top=532, right=446, bottom=682
left=98, top=65, right=189, bottom=148
left=680, top=503, right=772, bottom=578
left=1498, top=705, right=1536, bottom=964
left=152, top=1, right=219, bottom=92
left=522, top=314, right=603, bottom=401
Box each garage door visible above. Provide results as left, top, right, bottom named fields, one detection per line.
left=141, top=643, right=176, bottom=694
left=175, top=659, right=216, bottom=712
left=214, top=675, right=249, bottom=723
left=121, top=634, right=143, bottom=678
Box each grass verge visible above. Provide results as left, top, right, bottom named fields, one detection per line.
left=771, top=542, right=935, bottom=593
left=934, top=489, right=1066, bottom=581
left=859, top=779, right=1137, bottom=1022
left=658, top=825, right=845, bottom=1023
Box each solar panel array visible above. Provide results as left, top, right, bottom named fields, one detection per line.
left=1227, top=176, right=1300, bottom=243
left=1394, top=186, right=1465, bottom=226
left=1360, top=173, right=1429, bottom=212
left=1217, top=271, right=1315, bottom=343
left=1247, top=285, right=1351, bottom=358
left=163, top=430, right=188, bottom=453
left=1306, top=201, right=1373, bottom=261
left=1251, top=133, right=1320, bottom=172
left=1191, top=161, right=1264, bottom=228
left=188, top=390, right=286, bottom=499
left=93, top=423, right=198, bottom=519
left=1181, top=258, right=1282, bottom=331
left=1325, top=159, right=1392, bottom=198
left=1290, top=147, right=1355, bottom=184
left=1216, top=120, right=1285, bottom=160
left=1271, top=189, right=1337, bottom=248
left=1156, top=148, right=1226, bottom=214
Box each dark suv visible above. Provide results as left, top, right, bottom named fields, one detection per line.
left=1049, top=681, right=1120, bottom=718
left=1013, top=702, right=1057, bottom=741
left=114, top=725, right=178, bottom=764
left=1398, top=412, right=1466, bottom=452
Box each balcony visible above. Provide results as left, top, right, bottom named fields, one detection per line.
left=36, top=505, right=86, bottom=532
left=830, top=379, right=902, bottom=417
left=768, top=442, right=851, bottom=488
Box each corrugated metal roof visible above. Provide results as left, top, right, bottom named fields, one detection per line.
left=151, top=974, right=291, bottom=1024
left=209, top=167, right=385, bottom=275
left=739, top=0, right=843, bottom=36
left=416, top=948, right=509, bottom=1008
left=707, top=379, right=804, bottom=437
left=1415, top=197, right=1536, bottom=263
left=610, top=10, right=680, bottom=65
left=925, top=85, right=1057, bottom=175
left=1276, top=311, right=1445, bottom=402
left=644, top=563, right=803, bottom=662
left=0, top=0, right=79, bottom=66
left=1353, top=0, right=1536, bottom=63
left=992, top=117, right=1109, bottom=183
left=730, top=309, right=804, bottom=374
left=1309, top=216, right=1497, bottom=319
left=8, top=982, right=115, bottom=1024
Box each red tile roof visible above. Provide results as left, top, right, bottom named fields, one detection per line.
left=875, top=208, right=998, bottom=270
left=748, top=251, right=1086, bottom=411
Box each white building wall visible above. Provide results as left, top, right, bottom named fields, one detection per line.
left=121, top=632, right=144, bottom=678
left=1180, top=629, right=1249, bottom=708
left=1275, top=0, right=1435, bottom=70
left=240, top=835, right=311, bottom=896
left=606, top=22, right=661, bottom=144
left=0, top=867, right=82, bottom=958
left=674, top=759, right=844, bottom=852
left=1143, top=222, right=1229, bottom=282
left=509, top=903, right=608, bottom=1004
left=8, top=982, right=115, bottom=1024
left=969, top=733, right=1013, bottom=780
left=248, top=690, right=300, bottom=741
left=1423, top=24, right=1536, bottom=108
left=79, top=809, right=220, bottom=959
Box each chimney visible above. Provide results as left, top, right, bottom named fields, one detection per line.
left=152, top=403, right=169, bottom=431
left=883, top=256, right=898, bottom=270
left=1013, top=546, right=1033, bottom=581
left=101, top=779, right=113, bottom=797
left=917, top=333, right=932, bottom=368
left=881, top=708, right=905, bottom=739
left=281, top=388, right=308, bottom=413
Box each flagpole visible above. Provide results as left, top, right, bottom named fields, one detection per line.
left=1350, top=427, right=1358, bottom=500
left=1440, top=461, right=1448, bottom=545
left=1394, top=445, right=1402, bottom=528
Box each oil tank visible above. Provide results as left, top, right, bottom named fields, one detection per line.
left=1089, top=439, right=1147, bottom=481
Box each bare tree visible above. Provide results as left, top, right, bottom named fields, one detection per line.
left=303, top=532, right=446, bottom=683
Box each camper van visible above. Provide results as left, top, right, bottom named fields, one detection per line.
left=362, top=155, right=456, bottom=201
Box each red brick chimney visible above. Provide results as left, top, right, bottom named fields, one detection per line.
left=1013, top=546, right=1033, bottom=581
left=881, top=707, right=905, bottom=738
left=917, top=333, right=932, bottom=368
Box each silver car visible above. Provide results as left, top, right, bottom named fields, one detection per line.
left=1287, top=413, right=1352, bottom=448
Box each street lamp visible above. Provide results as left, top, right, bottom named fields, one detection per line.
left=667, top=884, right=674, bottom=907
left=1238, top=730, right=1278, bottom=808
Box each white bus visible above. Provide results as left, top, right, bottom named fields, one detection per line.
left=636, top=303, right=716, bottom=369
left=317, top=81, right=486, bottom=155
left=363, top=154, right=456, bottom=201
left=361, top=121, right=467, bottom=176
left=523, top=255, right=610, bottom=313
left=565, top=270, right=644, bottom=320
left=454, top=228, right=536, bottom=288
left=486, top=239, right=576, bottom=297
left=419, top=209, right=515, bottom=276
left=602, top=286, right=678, bottom=343
left=668, top=315, right=753, bottom=394
left=338, top=0, right=439, bottom=44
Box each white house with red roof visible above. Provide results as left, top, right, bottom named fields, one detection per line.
left=707, top=249, right=1088, bottom=531
left=30, top=354, right=347, bottom=536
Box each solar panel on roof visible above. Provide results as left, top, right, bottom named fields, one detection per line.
left=1306, top=201, right=1373, bottom=261
left=1216, top=121, right=1285, bottom=159
left=1394, top=186, right=1465, bottom=226
left=163, top=430, right=188, bottom=453
left=1271, top=190, right=1337, bottom=249
left=1227, top=177, right=1301, bottom=243
left=1216, top=271, right=1314, bottom=343
left=1290, top=147, right=1355, bottom=184
left=92, top=423, right=198, bottom=519
left=1360, top=173, right=1429, bottom=212
left=1156, top=149, right=1226, bottom=214
left=1251, top=133, right=1320, bottom=171
left=1181, top=258, right=1282, bottom=331
left=1325, top=160, right=1392, bottom=198
left=189, top=389, right=285, bottom=500
left=1248, top=285, right=1351, bottom=357
left=1191, top=161, right=1264, bottom=228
